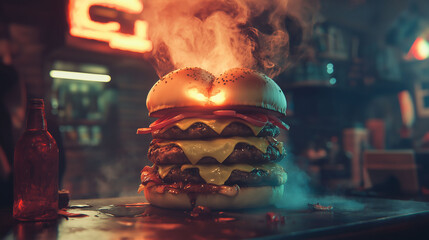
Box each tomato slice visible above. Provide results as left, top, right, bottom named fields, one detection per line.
left=213, top=110, right=236, bottom=116
left=213, top=110, right=269, bottom=127
left=235, top=113, right=267, bottom=127
left=137, top=110, right=289, bottom=134
left=267, top=115, right=290, bottom=130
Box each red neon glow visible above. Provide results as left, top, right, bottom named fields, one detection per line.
left=68, top=0, right=152, bottom=53
left=398, top=90, right=415, bottom=127
left=407, top=37, right=429, bottom=60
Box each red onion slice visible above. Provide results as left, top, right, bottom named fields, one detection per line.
left=235, top=113, right=267, bottom=127
left=136, top=128, right=152, bottom=134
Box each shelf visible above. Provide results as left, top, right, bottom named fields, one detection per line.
left=318, top=52, right=350, bottom=61
left=283, top=80, right=334, bottom=88
left=60, top=119, right=103, bottom=126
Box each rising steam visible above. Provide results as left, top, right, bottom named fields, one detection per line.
left=143, top=0, right=318, bottom=78
left=279, top=153, right=365, bottom=211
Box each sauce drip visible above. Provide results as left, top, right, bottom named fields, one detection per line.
left=188, top=193, right=197, bottom=208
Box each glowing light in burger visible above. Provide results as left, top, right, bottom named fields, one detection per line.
left=186, top=88, right=226, bottom=105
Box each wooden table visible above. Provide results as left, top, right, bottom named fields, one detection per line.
left=2, top=196, right=429, bottom=239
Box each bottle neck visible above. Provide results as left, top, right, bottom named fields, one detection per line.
left=26, top=107, right=47, bottom=131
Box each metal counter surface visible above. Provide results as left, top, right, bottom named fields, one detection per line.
left=2, top=196, right=429, bottom=239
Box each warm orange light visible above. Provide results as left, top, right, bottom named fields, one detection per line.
left=109, top=20, right=153, bottom=52
left=407, top=37, right=429, bottom=60
left=186, top=88, right=225, bottom=105
left=187, top=88, right=207, bottom=102
left=68, top=0, right=152, bottom=53
left=209, top=91, right=226, bottom=105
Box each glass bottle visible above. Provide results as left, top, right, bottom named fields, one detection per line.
left=13, top=99, right=58, bottom=221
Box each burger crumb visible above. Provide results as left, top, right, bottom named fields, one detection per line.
left=190, top=205, right=212, bottom=218
left=308, top=203, right=333, bottom=211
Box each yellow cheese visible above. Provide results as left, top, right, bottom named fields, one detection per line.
left=155, top=163, right=286, bottom=185
left=161, top=118, right=264, bottom=136
left=157, top=137, right=273, bottom=164
left=181, top=164, right=255, bottom=185
left=157, top=165, right=176, bottom=178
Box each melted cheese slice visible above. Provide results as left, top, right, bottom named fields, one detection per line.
left=181, top=164, right=254, bottom=185
left=156, top=163, right=286, bottom=186
left=161, top=118, right=264, bottom=136
left=158, top=137, right=278, bottom=164
left=157, top=165, right=176, bottom=178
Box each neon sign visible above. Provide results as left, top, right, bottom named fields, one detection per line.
left=406, top=37, right=429, bottom=61
left=68, top=0, right=152, bottom=53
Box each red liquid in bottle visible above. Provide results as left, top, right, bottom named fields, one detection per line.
left=13, top=99, right=58, bottom=221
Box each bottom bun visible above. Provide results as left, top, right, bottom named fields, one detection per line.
left=144, top=185, right=285, bottom=210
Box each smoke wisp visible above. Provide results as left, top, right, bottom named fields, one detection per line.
left=143, top=0, right=318, bottom=78
left=278, top=152, right=365, bottom=211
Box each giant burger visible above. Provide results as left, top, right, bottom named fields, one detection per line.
left=137, top=67, right=289, bottom=209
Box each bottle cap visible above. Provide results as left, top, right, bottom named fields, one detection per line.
left=28, top=98, right=44, bottom=109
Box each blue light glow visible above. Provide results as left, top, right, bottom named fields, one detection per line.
left=326, top=63, right=334, bottom=74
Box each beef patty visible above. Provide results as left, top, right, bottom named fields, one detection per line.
left=148, top=139, right=284, bottom=165
left=152, top=122, right=279, bottom=139
left=157, top=165, right=287, bottom=187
